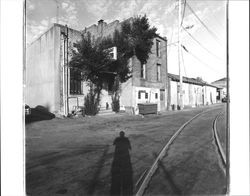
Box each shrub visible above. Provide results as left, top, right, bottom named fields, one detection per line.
left=84, top=88, right=100, bottom=115
left=112, top=96, right=120, bottom=113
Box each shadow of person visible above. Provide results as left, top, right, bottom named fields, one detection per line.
left=110, top=131, right=133, bottom=196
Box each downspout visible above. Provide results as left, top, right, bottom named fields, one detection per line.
left=66, top=25, right=69, bottom=115
left=62, top=30, right=66, bottom=115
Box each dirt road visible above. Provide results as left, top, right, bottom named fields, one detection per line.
left=26, top=104, right=226, bottom=195
left=145, top=106, right=227, bottom=195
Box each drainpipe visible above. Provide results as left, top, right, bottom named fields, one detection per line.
left=61, top=25, right=69, bottom=116
left=66, top=25, right=69, bottom=115
left=63, top=32, right=66, bottom=115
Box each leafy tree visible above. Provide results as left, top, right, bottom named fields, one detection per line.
left=69, top=15, right=157, bottom=114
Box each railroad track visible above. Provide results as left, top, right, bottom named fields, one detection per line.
left=213, top=112, right=227, bottom=174
left=135, top=108, right=226, bottom=196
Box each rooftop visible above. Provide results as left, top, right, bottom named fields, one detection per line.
left=168, top=73, right=219, bottom=88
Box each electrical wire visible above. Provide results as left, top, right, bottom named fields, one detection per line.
left=186, top=2, right=223, bottom=46
left=180, top=0, right=186, bottom=26
left=181, top=44, right=223, bottom=73
left=181, top=26, right=223, bottom=61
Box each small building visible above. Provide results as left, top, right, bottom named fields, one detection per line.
left=168, top=73, right=217, bottom=109
left=25, top=20, right=168, bottom=116
left=211, top=77, right=227, bottom=102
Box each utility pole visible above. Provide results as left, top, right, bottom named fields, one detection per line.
left=178, top=0, right=183, bottom=110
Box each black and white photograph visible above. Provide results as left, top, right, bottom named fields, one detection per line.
left=1, top=0, right=249, bottom=195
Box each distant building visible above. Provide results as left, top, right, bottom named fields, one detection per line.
left=26, top=20, right=168, bottom=116
left=168, top=73, right=218, bottom=109
left=211, top=77, right=227, bottom=102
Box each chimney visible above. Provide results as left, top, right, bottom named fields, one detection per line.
left=98, top=19, right=104, bottom=37
left=98, top=19, right=104, bottom=25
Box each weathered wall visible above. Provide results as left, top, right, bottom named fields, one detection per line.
left=26, top=20, right=169, bottom=114
left=169, top=80, right=217, bottom=108
left=204, top=86, right=217, bottom=105
left=26, top=26, right=57, bottom=112
left=170, top=81, right=178, bottom=107
left=131, top=37, right=168, bottom=110
left=132, top=38, right=167, bottom=90
left=133, top=86, right=161, bottom=111
left=120, top=79, right=133, bottom=107
left=84, top=20, right=169, bottom=111
left=58, top=25, right=85, bottom=113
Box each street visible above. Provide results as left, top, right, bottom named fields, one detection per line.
left=26, top=104, right=226, bottom=195
left=145, top=105, right=227, bottom=195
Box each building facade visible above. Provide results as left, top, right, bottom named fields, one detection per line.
left=168, top=73, right=217, bottom=109
left=26, top=20, right=168, bottom=115
left=211, top=77, right=227, bottom=102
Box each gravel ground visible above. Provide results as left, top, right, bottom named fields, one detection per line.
left=145, top=106, right=227, bottom=195
left=26, top=104, right=224, bottom=195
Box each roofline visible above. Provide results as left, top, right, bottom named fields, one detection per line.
left=27, top=23, right=82, bottom=47
left=27, top=19, right=168, bottom=46
left=168, top=73, right=218, bottom=88
left=211, top=77, right=227, bottom=83
left=155, top=34, right=167, bottom=42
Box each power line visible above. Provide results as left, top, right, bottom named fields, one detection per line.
left=186, top=2, right=223, bottom=46
left=180, top=0, right=186, bottom=26
left=181, top=26, right=223, bottom=61
left=181, top=44, right=223, bottom=73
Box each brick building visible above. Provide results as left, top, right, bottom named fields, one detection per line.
left=26, top=19, right=169, bottom=115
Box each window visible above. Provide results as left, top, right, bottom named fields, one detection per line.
left=70, top=68, right=83, bottom=94
left=138, top=92, right=141, bottom=99
left=160, top=89, right=164, bottom=101
left=157, top=64, right=161, bottom=81
left=141, top=63, right=146, bottom=79
left=155, top=93, right=158, bottom=99
left=145, top=92, right=148, bottom=99
left=156, top=40, right=161, bottom=57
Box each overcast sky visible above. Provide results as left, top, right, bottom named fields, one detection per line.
left=26, top=0, right=227, bottom=83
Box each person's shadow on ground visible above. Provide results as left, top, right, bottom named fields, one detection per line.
left=110, top=131, right=133, bottom=196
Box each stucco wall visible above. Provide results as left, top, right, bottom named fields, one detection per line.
left=204, top=86, right=217, bottom=105
left=120, top=79, right=133, bottom=107
left=133, top=86, right=161, bottom=111
left=169, top=80, right=217, bottom=108
left=26, top=26, right=57, bottom=112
